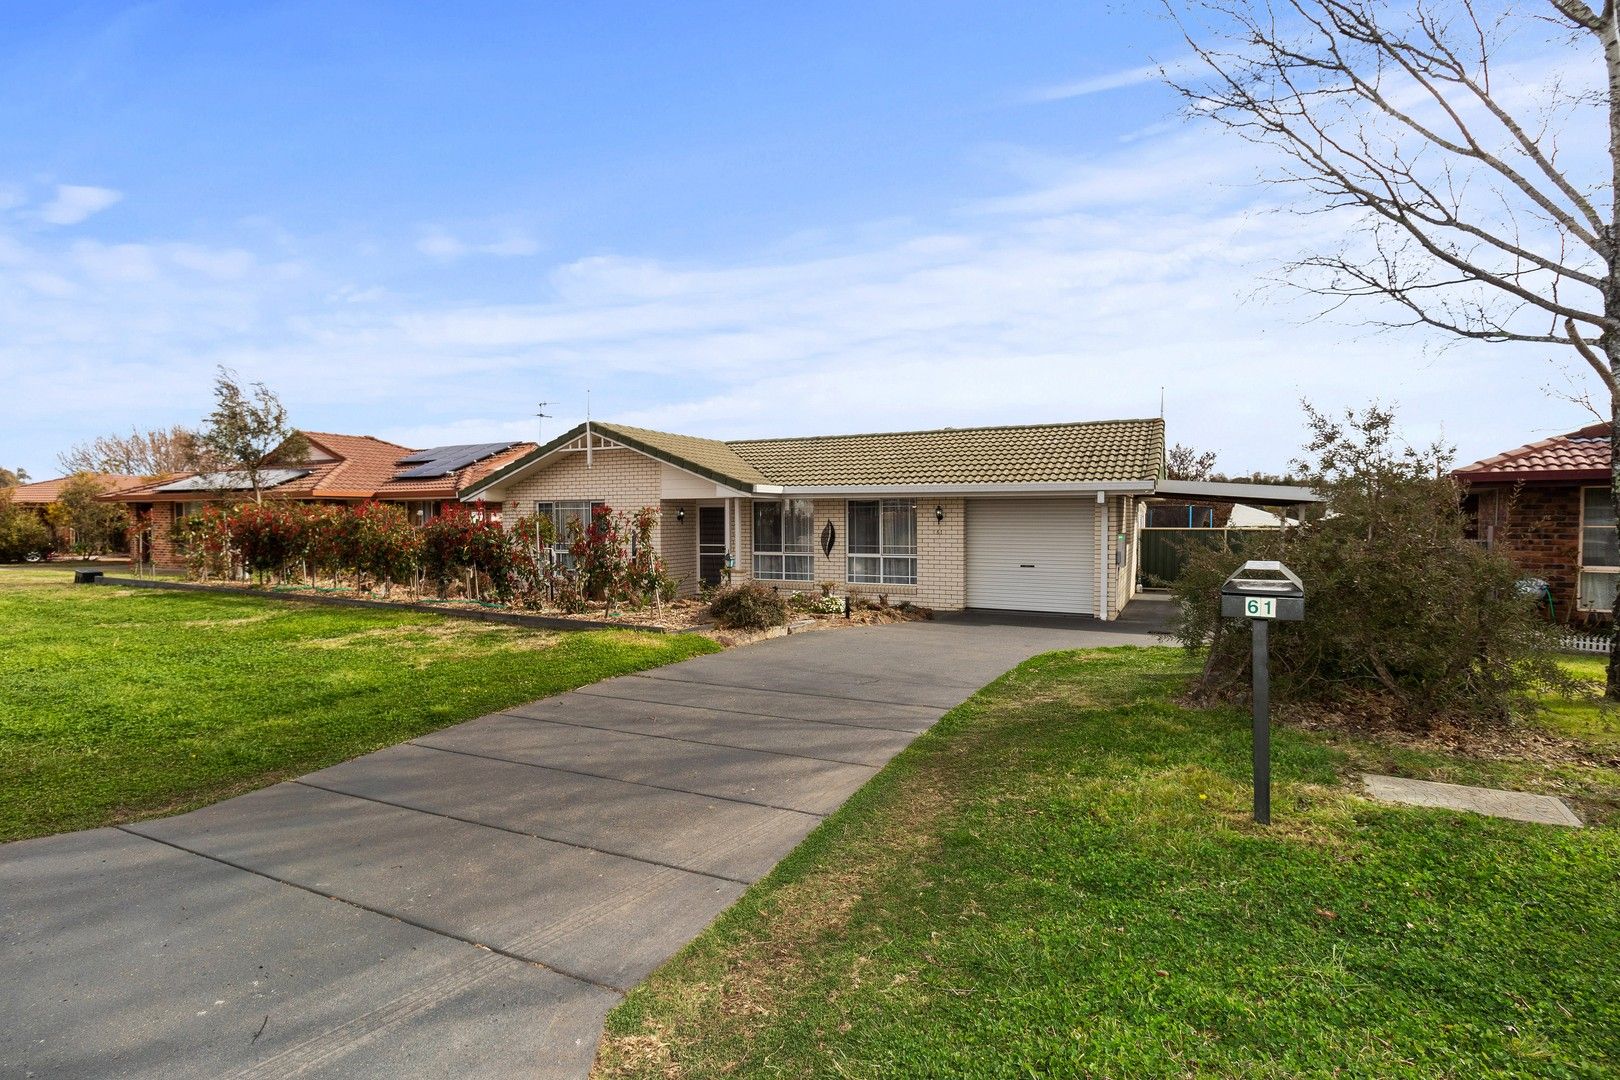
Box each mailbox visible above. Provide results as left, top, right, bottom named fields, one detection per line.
left=1219, top=559, right=1305, bottom=825
left=1220, top=561, right=1304, bottom=622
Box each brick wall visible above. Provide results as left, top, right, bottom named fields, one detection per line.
left=129, top=503, right=184, bottom=568
left=1471, top=483, right=1592, bottom=622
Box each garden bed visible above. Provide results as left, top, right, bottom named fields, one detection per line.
left=95, top=575, right=935, bottom=642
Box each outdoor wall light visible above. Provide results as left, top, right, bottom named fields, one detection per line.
left=934, top=504, right=945, bottom=523
left=676, top=507, right=686, bottom=524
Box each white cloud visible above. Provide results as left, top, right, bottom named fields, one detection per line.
left=0, top=69, right=1597, bottom=479
left=1028, top=56, right=1202, bottom=102
left=37, top=184, right=123, bottom=225
left=416, top=227, right=539, bottom=259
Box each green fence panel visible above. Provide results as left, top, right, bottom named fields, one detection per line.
left=1137, top=529, right=1276, bottom=589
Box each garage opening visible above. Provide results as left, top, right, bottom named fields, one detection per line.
left=965, top=498, right=1094, bottom=614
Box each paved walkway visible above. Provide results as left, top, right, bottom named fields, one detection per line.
left=1, top=611, right=1167, bottom=1079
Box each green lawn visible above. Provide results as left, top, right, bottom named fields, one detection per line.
left=597, top=648, right=1620, bottom=1079
left=0, top=568, right=719, bottom=842
left=1545, top=656, right=1620, bottom=746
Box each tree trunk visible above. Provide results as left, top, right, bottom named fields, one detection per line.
left=1609, top=388, right=1620, bottom=700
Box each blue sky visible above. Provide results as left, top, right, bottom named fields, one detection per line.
left=0, top=1, right=1598, bottom=480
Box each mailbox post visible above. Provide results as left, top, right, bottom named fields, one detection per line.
left=1220, top=561, right=1304, bottom=824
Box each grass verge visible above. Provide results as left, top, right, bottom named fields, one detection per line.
left=0, top=568, right=719, bottom=841
left=596, top=647, right=1620, bottom=1079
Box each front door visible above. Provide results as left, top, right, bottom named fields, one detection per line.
left=698, top=506, right=728, bottom=586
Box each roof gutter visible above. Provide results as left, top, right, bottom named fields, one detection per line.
left=754, top=480, right=1157, bottom=496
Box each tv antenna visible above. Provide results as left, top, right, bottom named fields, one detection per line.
left=535, top=401, right=554, bottom=442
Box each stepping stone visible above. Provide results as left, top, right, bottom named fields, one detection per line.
left=1361, top=774, right=1583, bottom=827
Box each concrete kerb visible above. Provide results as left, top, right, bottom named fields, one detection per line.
left=90, top=576, right=659, bottom=633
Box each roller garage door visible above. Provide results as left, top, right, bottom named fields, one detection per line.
left=965, top=498, right=1094, bottom=614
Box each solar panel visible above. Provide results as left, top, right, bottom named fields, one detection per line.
left=394, top=442, right=518, bottom=480
left=154, top=468, right=310, bottom=493
left=396, top=444, right=483, bottom=465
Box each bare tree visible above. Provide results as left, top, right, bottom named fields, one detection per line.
left=196, top=367, right=309, bottom=504
left=1167, top=442, right=1222, bottom=479
left=1171, top=0, right=1620, bottom=694
left=57, top=425, right=205, bottom=478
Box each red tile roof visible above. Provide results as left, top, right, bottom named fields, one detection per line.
left=110, top=432, right=537, bottom=503
left=1454, top=422, right=1612, bottom=483
left=8, top=473, right=151, bottom=504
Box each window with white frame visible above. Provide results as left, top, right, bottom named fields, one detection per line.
left=1580, top=487, right=1619, bottom=612
left=533, top=500, right=603, bottom=568
left=847, top=499, right=917, bottom=585
left=753, top=498, right=814, bottom=580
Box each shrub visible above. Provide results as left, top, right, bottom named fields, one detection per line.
left=171, top=506, right=233, bottom=580
left=708, top=582, right=788, bottom=630
left=1174, top=403, right=1569, bottom=727
left=0, top=496, right=52, bottom=561
left=347, top=501, right=419, bottom=596
left=227, top=503, right=306, bottom=582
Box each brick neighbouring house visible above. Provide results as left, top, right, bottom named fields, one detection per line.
left=7, top=473, right=150, bottom=554
left=461, top=418, right=1168, bottom=619
left=1455, top=421, right=1616, bottom=625
left=108, top=432, right=536, bottom=569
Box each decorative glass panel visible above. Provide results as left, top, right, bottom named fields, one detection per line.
left=1580, top=571, right=1618, bottom=612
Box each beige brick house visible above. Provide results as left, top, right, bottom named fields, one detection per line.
left=461, top=418, right=1166, bottom=619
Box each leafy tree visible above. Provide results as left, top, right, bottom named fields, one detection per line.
left=1165, top=443, right=1219, bottom=481
left=0, top=467, right=27, bottom=488
left=1174, top=402, right=1568, bottom=727
left=196, top=367, right=308, bottom=503
left=0, top=491, right=52, bottom=561
left=57, top=425, right=205, bottom=478
left=44, top=474, right=132, bottom=555
left=1170, top=0, right=1620, bottom=696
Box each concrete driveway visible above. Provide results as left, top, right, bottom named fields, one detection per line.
left=1, top=610, right=1167, bottom=1079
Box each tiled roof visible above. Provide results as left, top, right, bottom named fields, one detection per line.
left=377, top=442, right=537, bottom=499
left=8, top=473, right=149, bottom=504
left=1454, top=422, right=1612, bottom=482
left=474, top=417, right=1166, bottom=495
left=729, top=419, right=1166, bottom=486
left=593, top=423, right=774, bottom=488
left=110, top=432, right=537, bottom=502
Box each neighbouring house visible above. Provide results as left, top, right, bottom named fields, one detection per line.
left=461, top=418, right=1166, bottom=618
left=111, top=432, right=535, bottom=568
left=1455, top=422, right=1615, bottom=623
left=8, top=473, right=150, bottom=553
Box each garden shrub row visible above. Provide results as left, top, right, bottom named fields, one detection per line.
left=167, top=500, right=677, bottom=614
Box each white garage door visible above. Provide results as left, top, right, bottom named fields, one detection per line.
left=966, top=498, right=1094, bottom=614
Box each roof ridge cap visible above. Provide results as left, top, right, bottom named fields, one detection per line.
left=726, top=417, right=1161, bottom=446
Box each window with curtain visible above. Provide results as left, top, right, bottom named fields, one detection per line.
left=847, top=499, right=917, bottom=584
left=753, top=498, right=814, bottom=580
left=533, top=500, right=603, bottom=568
left=1581, top=487, right=1619, bottom=611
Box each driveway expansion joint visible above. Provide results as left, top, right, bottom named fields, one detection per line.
left=290, top=778, right=755, bottom=886
left=630, top=671, right=966, bottom=709
left=571, top=684, right=932, bottom=733
left=406, top=739, right=833, bottom=817
left=114, top=824, right=626, bottom=993
left=495, top=710, right=893, bottom=768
